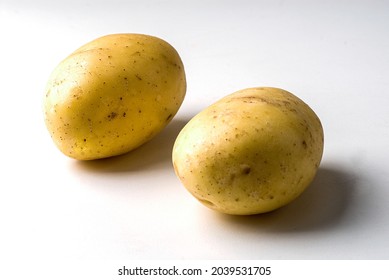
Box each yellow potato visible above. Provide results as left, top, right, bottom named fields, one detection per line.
left=44, top=33, right=186, bottom=160
left=172, top=87, right=324, bottom=215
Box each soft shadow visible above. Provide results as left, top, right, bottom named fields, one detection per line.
left=218, top=164, right=358, bottom=232
left=73, top=117, right=190, bottom=172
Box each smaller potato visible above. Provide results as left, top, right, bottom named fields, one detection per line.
left=172, top=87, right=324, bottom=215
left=44, top=33, right=186, bottom=160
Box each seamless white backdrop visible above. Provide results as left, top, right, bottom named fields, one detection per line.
left=1, top=0, right=389, bottom=261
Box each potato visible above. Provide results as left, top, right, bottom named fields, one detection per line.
left=172, top=87, right=324, bottom=215
left=44, top=33, right=186, bottom=160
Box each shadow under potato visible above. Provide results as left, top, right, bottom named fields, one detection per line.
left=74, top=117, right=190, bottom=173
left=219, top=165, right=358, bottom=233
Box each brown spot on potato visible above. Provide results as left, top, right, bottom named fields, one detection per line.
left=235, top=96, right=272, bottom=104
left=241, top=165, right=251, bottom=175
left=107, top=112, right=117, bottom=120
left=198, top=199, right=215, bottom=207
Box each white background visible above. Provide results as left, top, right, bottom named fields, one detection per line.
left=1, top=0, right=389, bottom=265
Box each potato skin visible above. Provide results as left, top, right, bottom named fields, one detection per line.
left=44, top=33, right=186, bottom=160
left=172, top=87, right=324, bottom=215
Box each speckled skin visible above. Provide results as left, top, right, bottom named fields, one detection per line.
left=44, top=34, right=186, bottom=160
left=172, top=87, right=324, bottom=215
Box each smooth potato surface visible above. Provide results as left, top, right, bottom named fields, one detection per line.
left=172, top=87, right=324, bottom=215
left=44, top=33, right=186, bottom=160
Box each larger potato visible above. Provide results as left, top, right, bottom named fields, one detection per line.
left=44, top=33, right=186, bottom=160
left=173, top=87, right=324, bottom=215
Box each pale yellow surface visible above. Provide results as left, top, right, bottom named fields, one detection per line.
left=173, top=87, right=324, bottom=215
left=44, top=33, right=186, bottom=160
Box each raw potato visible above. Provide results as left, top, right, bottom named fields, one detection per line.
left=172, top=87, right=324, bottom=215
left=44, top=33, right=186, bottom=160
